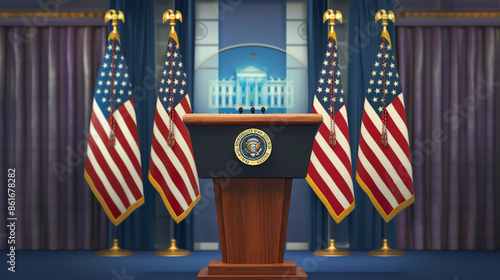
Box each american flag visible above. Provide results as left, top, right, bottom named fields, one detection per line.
left=84, top=39, right=144, bottom=226
left=356, top=40, right=414, bottom=222
left=306, top=40, right=355, bottom=223
left=148, top=39, right=200, bottom=223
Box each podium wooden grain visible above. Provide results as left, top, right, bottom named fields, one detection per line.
left=185, top=114, right=321, bottom=280
left=214, top=178, right=291, bottom=264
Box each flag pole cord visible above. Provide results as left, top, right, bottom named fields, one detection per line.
left=329, top=37, right=336, bottom=147
left=381, top=38, right=388, bottom=147
left=167, top=37, right=176, bottom=147
left=109, top=38, right=116, bottom=148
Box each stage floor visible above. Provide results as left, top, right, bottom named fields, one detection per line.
left=2, top=250, right=499, bottom=280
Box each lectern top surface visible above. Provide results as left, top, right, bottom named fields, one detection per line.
left=183, top=113, right=322, bottom=126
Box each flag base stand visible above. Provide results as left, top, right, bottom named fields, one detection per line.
left=313, top=239, right=351, bottom=256
left=367, top=239, right=405, bottom=257
left=95, top=238, right=134, bottom=256
left=153, top=239, right=191, bottom=257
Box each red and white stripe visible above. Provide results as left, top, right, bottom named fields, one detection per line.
left=148, top=94, right=200, bottom=223
left=84, top=98, right=144, bottom=226
left=356, top=94, right=414, bottom=222
left=307, top=96, right=355, bottom=223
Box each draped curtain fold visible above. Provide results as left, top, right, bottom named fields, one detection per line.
left=396, top=26, right=500, bottom=250
left=108, top=0, right=157, bottom=250
left=0, top=25, right=108, bottom=250
left=174, top=0, right=196, bottom=252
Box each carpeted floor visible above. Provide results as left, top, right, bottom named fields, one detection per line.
left=2, top=250, right=499, bottom=280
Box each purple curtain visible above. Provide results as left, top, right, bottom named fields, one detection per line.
left=0, top=25, right=109, bottom=250
left=396, top=26, right=500, bottom=250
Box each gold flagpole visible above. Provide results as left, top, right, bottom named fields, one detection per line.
left=153, top=217, right=191, bottom=256
left=367, top=222, right=405, bottom=256
left=95, top=226, right=134, bottom=256
left=152, top=9, right=191, bottom=257
left=313, top=10, right=351, bottom=257
left=313, top=217, right=351, bottom=256
left=366, top=10, right=404, bottom=257
left=94, top=10, right=133, bottom=257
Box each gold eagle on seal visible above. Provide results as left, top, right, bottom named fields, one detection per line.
left=245, top=138, right=261, bottom=157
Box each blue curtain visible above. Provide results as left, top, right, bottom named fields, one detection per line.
left=307, top=0, right=329, bottom=251
left=347, top=0, right=397, bottom=249
left=107, top=0, right=156, bottom=250
left=173, top=0, right=195, bottom=251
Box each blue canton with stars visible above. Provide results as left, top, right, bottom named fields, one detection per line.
left=94, top=40, right=133, bottom=120
left=158, top=41, right=188, bottom=114
left=315, top=42, right=345, bottom=115
left=365, top=42, right=403, bottom=115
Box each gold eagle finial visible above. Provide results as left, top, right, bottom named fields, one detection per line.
left=375, top=9, right=395, bottom=47
left=104, top=9, right=125, bottom=44
left=163, top=10, right=183, bottom=47
left=323, top=9, right=342, bottom=44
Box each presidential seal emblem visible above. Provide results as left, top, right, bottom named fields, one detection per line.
left=234, top=128, right=272, bottom=166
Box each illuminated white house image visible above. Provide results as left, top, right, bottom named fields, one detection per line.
left=209, top=64, right=294, bottom=110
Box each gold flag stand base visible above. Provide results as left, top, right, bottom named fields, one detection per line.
left=95, top=238, right=134, bottom=256
left=153, top=239, right=191, bottom=257
left=367, top=239, right=405, bottom=257
left=313, top=239, right=351, bottom=256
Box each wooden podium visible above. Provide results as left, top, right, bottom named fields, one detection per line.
left=183, top=114, right=322, bottom=280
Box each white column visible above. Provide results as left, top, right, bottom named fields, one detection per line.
left=245, top=78, right=249, bottom=106
left=274, top=86, right=278, bottom=106
left=281, top=85, right=284, bottom=106
left=236, top=78, right=241, bottom=106
left=254, top=79, right=258, bottom=107
left=221, top=85, right=226, bottom=107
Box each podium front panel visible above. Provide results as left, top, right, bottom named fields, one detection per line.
left=187, top=124, right=319, bottom=178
